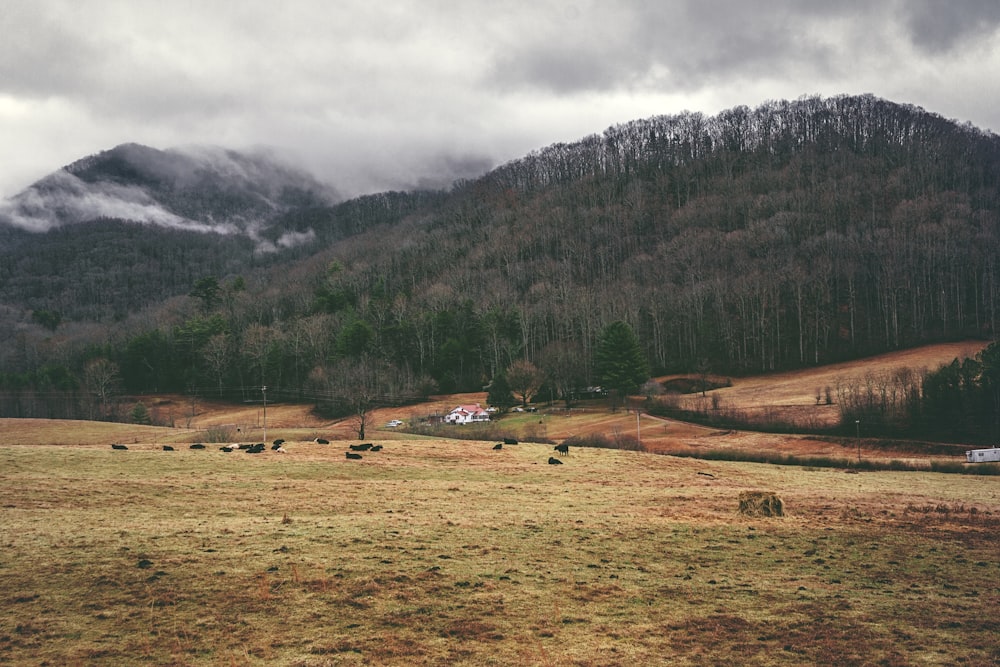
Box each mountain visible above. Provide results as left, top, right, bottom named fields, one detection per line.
left=2, top=94, right=1000, bottom=420
left=0, top=142, right=338, bottom=239
left=0, top=143, right=352, bottom=319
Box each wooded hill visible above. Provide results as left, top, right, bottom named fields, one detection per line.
left=1, top=94, right=999, bottom=421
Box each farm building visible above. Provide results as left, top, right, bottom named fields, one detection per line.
left=444, top=404, right=491, bottom=425
left=965, top=447, right=1000, bottom=463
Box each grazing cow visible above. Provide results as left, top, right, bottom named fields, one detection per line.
left=493, top=443, right=503, bottom=450
left=246, top=443, right=265, bottom=454
left=221, top=446, right=234, bottom=452
left=346, top=452, right=363, bottom=460
left=162, top=445, right=174, bottom=451
left=315, top=438, right=330, bottom=445
left=272, top=439, right=285, bottom=446
left=504, top=437, right=518, bottom=445
left=554, top=443, right=569, bottom=455
left=111, top=443, right=128, bottom=450
left=548, top=457, right=563, bottom=465
left=271, top=442, right=282, bottom=450
left=349, top=443, right=372, bottom=451
left=190, top=443, right=206, bottom=449
left=370, top=444, right=383, bottom=452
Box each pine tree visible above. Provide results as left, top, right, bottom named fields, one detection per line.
left=487, top=373, right=516, bottom=412
left=130, top=401, right=152, bottom=425
left=594, top=321, right=649, bottom=411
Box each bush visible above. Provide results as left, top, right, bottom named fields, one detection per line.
left=562, top=433, right=644, bottom=451
left=202, top=425, right=237, bottom=443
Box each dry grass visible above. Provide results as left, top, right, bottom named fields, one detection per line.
left=666, top=340, right=987, bottom=428
left=1, top=434, right=998, bottom=666
left=1, top=343, right=997, bottom=664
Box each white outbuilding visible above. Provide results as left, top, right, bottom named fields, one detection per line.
left=965, top=446, right=1000, bottom=463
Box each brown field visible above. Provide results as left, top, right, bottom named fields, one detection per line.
left=1, top=342, right=998, bottom=665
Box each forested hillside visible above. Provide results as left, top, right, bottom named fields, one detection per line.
left=1, top=94, right=998, bottom=425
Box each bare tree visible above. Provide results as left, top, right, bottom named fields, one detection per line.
left=506, top=359, right=544, bottom=409
left=310, top=356, right=402, bottom=440
left=83, top=358, right=120, bottom=420
left=202, top=333, right=230, bottom=397
left=537, top=341, right=587, bottom=407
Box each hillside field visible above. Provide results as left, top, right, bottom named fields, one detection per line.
left=1, top=342, right=998, bottom=665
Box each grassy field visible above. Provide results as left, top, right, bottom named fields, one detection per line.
left=2, top=342, right=997, bottom=665
left=2, top=433, right=998, bottom=666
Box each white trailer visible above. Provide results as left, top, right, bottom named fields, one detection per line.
left=965, top=447, right=1000, bottom=463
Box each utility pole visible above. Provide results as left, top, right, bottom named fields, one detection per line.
left=855, top=419, right=861, bottom=462
left=262, top=385, right=268, bottom=444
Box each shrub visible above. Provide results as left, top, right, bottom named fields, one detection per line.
left=202, top=424, right=237, bottom=443
left=562, top=433, right=644, bottom=451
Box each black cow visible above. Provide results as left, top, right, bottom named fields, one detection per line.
left=548, top=457, right=563, bottom=465
left=272, top=439, right=285, bottom=446
left=271, top=442, right=282, bottom=450
left=370, top=444, right=383, bottom=452
left=162, top=445, right=174, bottom=451
left=246, top=444, right=265, bottom=454
left=349, top=443, right=372, bottom=451
left=221, top=446, right=234, bottom=452
left=190, top=443, right=206, bottom=449
left=503, top=437, right=518, bottom=445
left=315, top=438, right=330, bottom=445
left=111, top=443, right=128, bottom=450
left=493, top=443, right=503, bottom=450
left=346, top=452, right=363, bottom=460
left=554, top=443, right=569, bottom=455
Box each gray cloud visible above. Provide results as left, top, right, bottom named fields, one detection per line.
left=902, top=0, right=1000, bottom=53
left=1, top=0, right=999, bottom=200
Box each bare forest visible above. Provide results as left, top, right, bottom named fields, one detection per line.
left=2, top=95, right=999, bottom=437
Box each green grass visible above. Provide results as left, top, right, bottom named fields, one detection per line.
left=1, top=439, right=998, bottom=665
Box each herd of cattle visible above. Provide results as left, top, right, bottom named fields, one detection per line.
left=109, top=436, right=570, bottom=464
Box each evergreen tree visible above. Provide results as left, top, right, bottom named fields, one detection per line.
left=594, top=321, right=649, bottom=411
left=130, top=401, right=152, bottom=425
left=486, top=373, right=516, bottom=412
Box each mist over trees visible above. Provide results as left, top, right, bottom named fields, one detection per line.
left=1, top=94, right=999, bottom=438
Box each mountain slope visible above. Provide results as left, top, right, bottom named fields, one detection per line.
left=0, top=143, right=351, bottom=319
left=1, top=94, right=999, bottom=411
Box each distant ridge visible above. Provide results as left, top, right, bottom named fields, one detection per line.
left=0, top=143, right=339, bottom=241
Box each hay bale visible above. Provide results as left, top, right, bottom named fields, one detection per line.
left=738, top=491, right=784, bottom=517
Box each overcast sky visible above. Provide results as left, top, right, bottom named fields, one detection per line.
left=2, top=0, right=1000, bottom=199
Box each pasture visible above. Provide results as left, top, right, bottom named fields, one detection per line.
left=2, top=341, right=997, bottom=665
left=1, top=433, right=998, bottom=666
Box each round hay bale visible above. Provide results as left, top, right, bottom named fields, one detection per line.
left=738, top=491, right=784, bottom=517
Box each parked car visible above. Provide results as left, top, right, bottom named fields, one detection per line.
left=386, top=419, right=404, bottom=427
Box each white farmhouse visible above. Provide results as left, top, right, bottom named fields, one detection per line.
left=444, top=404, right=491, bottom=425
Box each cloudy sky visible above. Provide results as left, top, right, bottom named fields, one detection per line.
left=2, top=0, right=1000, bottom=199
